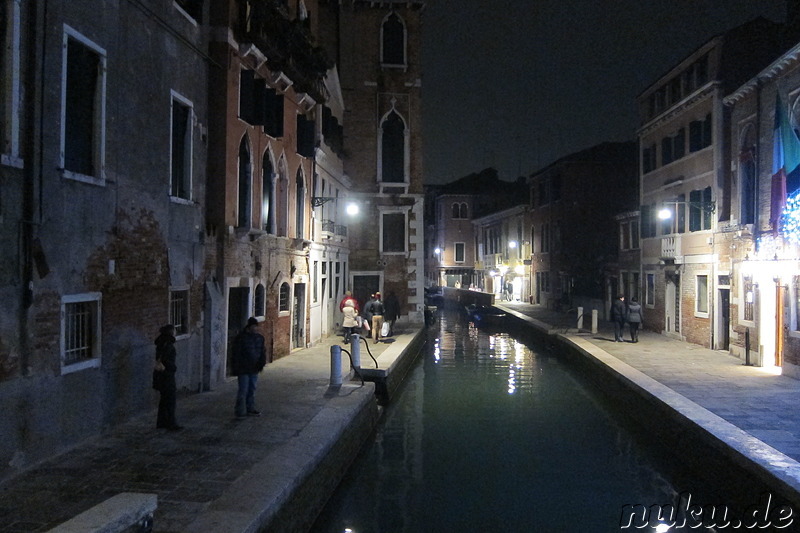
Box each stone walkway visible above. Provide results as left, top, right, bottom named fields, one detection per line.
left=0, top=327, right=419, bottom=533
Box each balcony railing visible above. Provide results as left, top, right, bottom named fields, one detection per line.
left=335, top=224, right=347, bottom=237
left=661, top=235, right=682, bottom=259
left=321, top=219, right=335, bottom=233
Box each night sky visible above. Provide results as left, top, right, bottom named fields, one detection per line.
left=421, top=0, right=788, bottom=184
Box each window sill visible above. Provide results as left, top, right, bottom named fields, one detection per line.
left=1, top=153, right=24, bottom=169
left=61, top=169, right=105, bottom=187
left=170, top=196, right=195, bottom=206
left=61, top=358, right=101, bottom=375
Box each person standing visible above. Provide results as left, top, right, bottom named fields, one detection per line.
left=383, top=291, right=399, bottom=336
left=232, top=317, right=267, bottom=420
left=611, top=294, right=627, bottom=342
left=627, top=298, right=643, bottom=343
left=367, top=292, right=385, bottom=343
left=341, top=300, right=359, bottom=344
left=339, top=290, right=359, bottom=314
left=155, top=324, right=182, bottom=430
left=362, top=293, right=376, bottom=337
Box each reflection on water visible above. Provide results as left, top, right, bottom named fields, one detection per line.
left=312, top=312, right=677, bottom=532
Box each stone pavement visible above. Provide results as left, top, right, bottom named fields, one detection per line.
left=496, top=301, right=800, bottom=499
left=0, top=326, right=421, bottom=533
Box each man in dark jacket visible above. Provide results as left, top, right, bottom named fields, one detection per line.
left=611, top=294, right=627, bottom=342
left=232, top=317, right=268, bottom=419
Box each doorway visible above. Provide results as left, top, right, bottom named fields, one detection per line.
left=293, top=283, right=306, bottom=349
left=718, top=288, right=730, bottom=350
left=227, top=286, right=250, bottom=376
left=353, top=274, right=380, bottom=311
left=665, top=274, right=680, bottom=335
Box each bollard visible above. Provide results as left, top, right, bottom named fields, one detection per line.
left=591, top=309, right=598, bottom=334
left=745, top=328, right=751, bottom=366
left=351, top=333, right=361, bottom=369
left=577, top=306, right=584, bottom=330
left=330, top=345, right=342, bottom=386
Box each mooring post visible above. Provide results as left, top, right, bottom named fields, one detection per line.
left=330, top=345, right=342, bottom=386
left=351, top=333, right=361, bottom=369
left=591, top=309, right=598, bottom=334
left=577, top=306, right=584, bottom=330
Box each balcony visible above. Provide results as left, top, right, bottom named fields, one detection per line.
left=661, top=235, right=682, bottom=259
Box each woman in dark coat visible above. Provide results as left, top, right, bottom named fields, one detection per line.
left=383, top=291, right=400, bottom=336
left=627, top=298, right=643, bottom=343
left=155, top=324, right=182, bottom=430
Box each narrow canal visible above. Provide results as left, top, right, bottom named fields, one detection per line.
left=311, top=311, right=712, bottom=532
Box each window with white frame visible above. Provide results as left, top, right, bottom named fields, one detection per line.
left=61, top=26, right=106, bottom=184
left=61, top=293, right=102, bottom=373
left=646, top=273, right=655, bottom=307
left=696, top=274, right=708, bottom=315
left=254, top=283, right=265, bottom=317
left=170, top=92, right=192, bottom=200
left=1, top=0, right=22, bottom=167
left=454, top=242, right=465, bottom=263
left=174, top=0, right=202, bottom=23
left=170, top=289, right=189, bottom=336
left=381, top=211, right=406, bottom=253
left=743, top=274, right=754, bottom=322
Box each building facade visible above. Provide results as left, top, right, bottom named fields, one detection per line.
left=527, top=142, right=637, bottom=312
left=324, top=0, right=426, bottom=319
left=0, top=0, right=211, bottom=480
left=637, top=18, right=786, bottom=349
left=725, top=41, right=800, bottom=375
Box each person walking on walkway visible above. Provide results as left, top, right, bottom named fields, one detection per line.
left=339, top=290, right=359, bottom=314
left=232, top=317, right=267, bottom=420
left=341, top=300, right=359, bottom=344
left=154, top=324, right=183, bottom=430
left=627, top=298, right=643, bottom=343
left=611, top=294, right=627, bottom=342
left=366, top=292, right=385, bottom=343
left=383, top=291, right=399, bottom=336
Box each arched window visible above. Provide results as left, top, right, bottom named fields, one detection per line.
left=254, top=284, right=265, bottom=316
left=295, top=168, right=305, bottom=239
left=459, top=203, right=468, bottom=218
left=238, top=136, right=252, bottom=228
left=277, top=157, right=289, bottom=237
left=381, top=110, right=405, bottom=183
left=262, top=151, right=275, bottom=233
left=739, top=126, right=756, bottom=226
left=382, top=13, right=405, bottom=65
left=279, top=282, right=290, bottom=312
left=451, top=203, right=460, bottom=219
left=530, top=225, right=536, bottom=253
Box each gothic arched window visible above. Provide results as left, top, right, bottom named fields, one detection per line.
left=382, top=13, right=405, bottom=65
left=238, top=136, right=252, bottom=228
left=381, top=110, right=405, bottom=183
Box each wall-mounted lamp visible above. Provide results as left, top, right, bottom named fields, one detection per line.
left=311, top=196, right=359, bottom=215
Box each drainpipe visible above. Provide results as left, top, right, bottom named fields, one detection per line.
left=19, top=0, right=47, bottom=376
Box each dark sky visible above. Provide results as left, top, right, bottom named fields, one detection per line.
left=421, top=0, right=788, bottom=184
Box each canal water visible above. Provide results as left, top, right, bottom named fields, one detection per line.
left=311, top=312, right=699, bottom=532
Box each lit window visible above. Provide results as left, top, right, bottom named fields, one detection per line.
left=743, top=275, right=754, bottom=321
left=696, top=275, right=708, bottom=314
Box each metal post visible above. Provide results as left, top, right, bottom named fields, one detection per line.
left=351, top=333, right=361, bottom=369
left=330, top=345, right=342, bottom=386
left=591, top=309, right=598, bottom=334
left=577, top=307, right=584, bottom=330
left=745, top=328, right=751, bottom=366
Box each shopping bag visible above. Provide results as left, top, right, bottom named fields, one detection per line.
left=380, top=321, right=390, bottom=337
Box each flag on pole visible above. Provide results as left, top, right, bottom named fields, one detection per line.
left=770, top=94, right=800, bottom=231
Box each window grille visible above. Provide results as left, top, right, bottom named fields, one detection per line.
left=170, top=290, right=188, bottom=335
left=64, top=300, right=95, bottom=365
